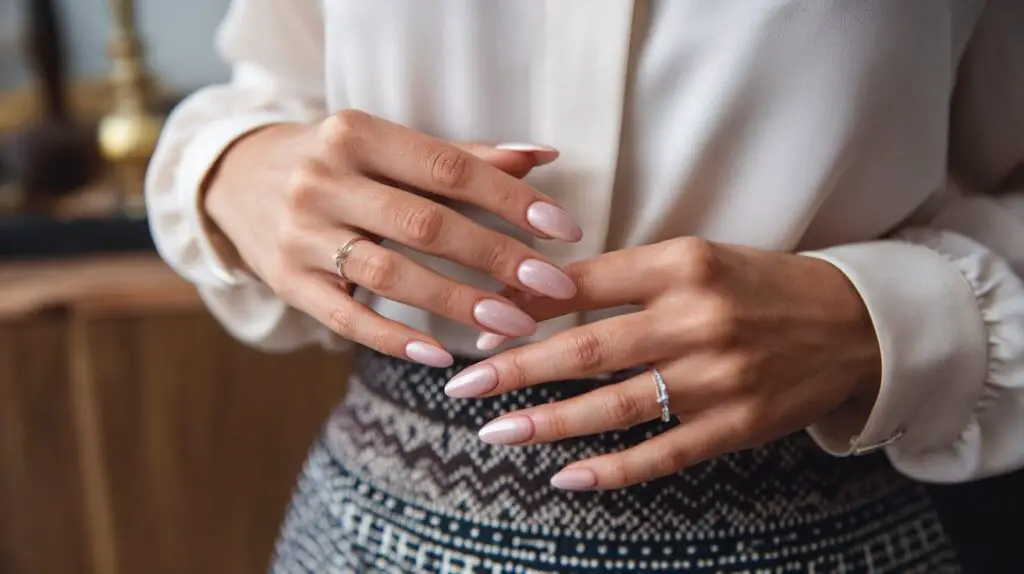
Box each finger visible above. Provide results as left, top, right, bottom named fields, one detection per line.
left=322, top=111, right=582, bottom=241
left=475, top=332, right=508, bottom=351
left=548, top=407, right=746, bottom=490
left=454, top=142, right=558, bottom=179
left=472, top=243, right=675, bottom=347
left=326, top=178, right=576, bottom=300
left=476, top=358, right=730, bottom=446
left=324, top=233, right=538, bottom=338
left=476, top=374, right=661, bottom=447
left=472, top=288, right=524, bottom=351
left=491, top=247, right=673, bottom=329
left=293, top=274, right=455, bottom=368
left=374, top=143, right=542, bottom=204
left=444, top=311, right=673, bottom=398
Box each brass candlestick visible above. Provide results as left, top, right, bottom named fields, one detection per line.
left=97, top=0, right=162, bottom=216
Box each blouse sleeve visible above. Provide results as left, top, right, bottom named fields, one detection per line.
left=803, top=0, right=1024, bottom=483
left=145, top=0, right=342, bottom=352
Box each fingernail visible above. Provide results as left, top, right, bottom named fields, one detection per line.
left=476, top=332, right=507, bottom=351
left=550, top=468, right=598, bottom=491
left=517, top=259, right=576, bottom=299
left=526, top=202, right=583, bottom=242
left=478, top=415, right=534, bottom=445
left=445, top=364, right=498, bottom=398
left=495, top=142, right=560, bottom=165
left=404, top=341, right=454, bottom=368
left=473, top=299, right=536, bottom=337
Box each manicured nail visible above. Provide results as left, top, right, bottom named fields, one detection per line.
left=526, top=202, right=583, bottom=242
left=445, top=364, right=499, bottom=398
left=478, top=415, right=534, bottom=445
left=404, top=341, right=454, bottom=368
left=550, top=468, right=598, bottom=491
left=476, top=332, right=507, bottom=351
left=517, top=259, right=576, bottom=299
left=495, top=142, right=559, bottom=165
left=473, top=299, right=536, bottom=337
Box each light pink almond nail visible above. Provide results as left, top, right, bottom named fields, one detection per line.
left=526, top=202, right=583, bottom=242
left=478, top=416, right=534, bottom=445
left=495, top=142, right=560, bottom=165
left=517, top=259, right=576, bottom=299
left=445, top=364, right=499, bottom=398
left=404, top=342, right=454, bottom=368
left=473, top=299, right=536, bottom=337
left=550, top=467, right=598, bottom=491
left=476, top=332, right=507, bottom=351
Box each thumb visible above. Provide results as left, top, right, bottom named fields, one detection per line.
left=454, top=142, right=560, bottom=179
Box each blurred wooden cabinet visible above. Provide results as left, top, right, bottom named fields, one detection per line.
left=0, top=255, right=349, bottom=574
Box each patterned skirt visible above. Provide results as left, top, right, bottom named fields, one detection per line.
left=271, top=349, right=961, bottom=573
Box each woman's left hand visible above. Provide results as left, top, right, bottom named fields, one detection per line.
left=443, top=238, right=883, bottom=490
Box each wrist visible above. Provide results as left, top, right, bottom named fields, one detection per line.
left=200, top=123, right=311, bottom=277
left=794, top=254, right=881, bottom=397
left=808, top=255, right=883, bottom=414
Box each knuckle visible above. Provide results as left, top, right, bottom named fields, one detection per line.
left=699, top=295, right=741, bottom=346
left=426, top=147, right=472, bottom=190
left=327, top=307, right=356, bottom=339
left=501, top=352, right=530, bottom=390
left=394, top=204, right=446, bottom=246
left=436, top=285, right=468, bottom=318
left=604, top=462, right=632, bottom=488
left=320, top=109, right=368, bottom=149
left=564, top=260, right=595, bottom=294
left=478, top=240, right=513, bottom=274
left=284, top=160, right=327, bottom=212
left=364, top=328, right=390, bottom=355
left=359, top=251, right=401, bottom=291
left=566, top=330, right=606, bottom=372
left=666, top=237, right=720, bottom=285
left=544, top=407, right=571, bottom=440
left=659, top=447, right=691, bottom=476
left=731, top=404, right=763, bottom=439
left=488, top=177, right=519, bottom=206
left=600, top=390, right=645, bottom=429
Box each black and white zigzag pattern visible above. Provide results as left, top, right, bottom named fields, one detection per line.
left=269, top=350, right=961, bottom=573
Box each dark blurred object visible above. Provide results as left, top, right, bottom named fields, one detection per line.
left=0, top=215, right=154, bottom=261
left=927, top=471, right=1024, bottom=574
left=6, top=119, right=100, bottom=210
left=4, top=0, right=100, bottom=212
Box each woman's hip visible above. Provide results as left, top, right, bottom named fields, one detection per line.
left=271, top=384, right=958, bottom=572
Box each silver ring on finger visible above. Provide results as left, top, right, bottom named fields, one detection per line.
left=651, top=367, right=671, bottom=423
left=334, top=235, right=372, bottom=283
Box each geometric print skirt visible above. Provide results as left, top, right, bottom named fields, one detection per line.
left=270, top=349, right=961, bottom=573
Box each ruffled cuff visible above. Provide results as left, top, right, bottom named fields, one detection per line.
left=802, top=229, right=1024, bottom=482
left=146, top=112, right=299, bottom=288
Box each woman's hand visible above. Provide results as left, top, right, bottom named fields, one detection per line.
left=204, top=110, right=582, bottom=367
left=443, top=238, right=882, bottom=490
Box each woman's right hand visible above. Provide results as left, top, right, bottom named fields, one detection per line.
left=202, top=110, right=581, bottom=367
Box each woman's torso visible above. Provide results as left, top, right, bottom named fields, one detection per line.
left=321, top=0, right=983, bottom=355
left=272, top=5, right=975, bottom=570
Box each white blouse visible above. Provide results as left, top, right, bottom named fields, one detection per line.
left=146, top=0, right=1024, bottom=485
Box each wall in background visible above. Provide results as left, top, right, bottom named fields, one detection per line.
left=0, top=0, right=231, bottom=92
